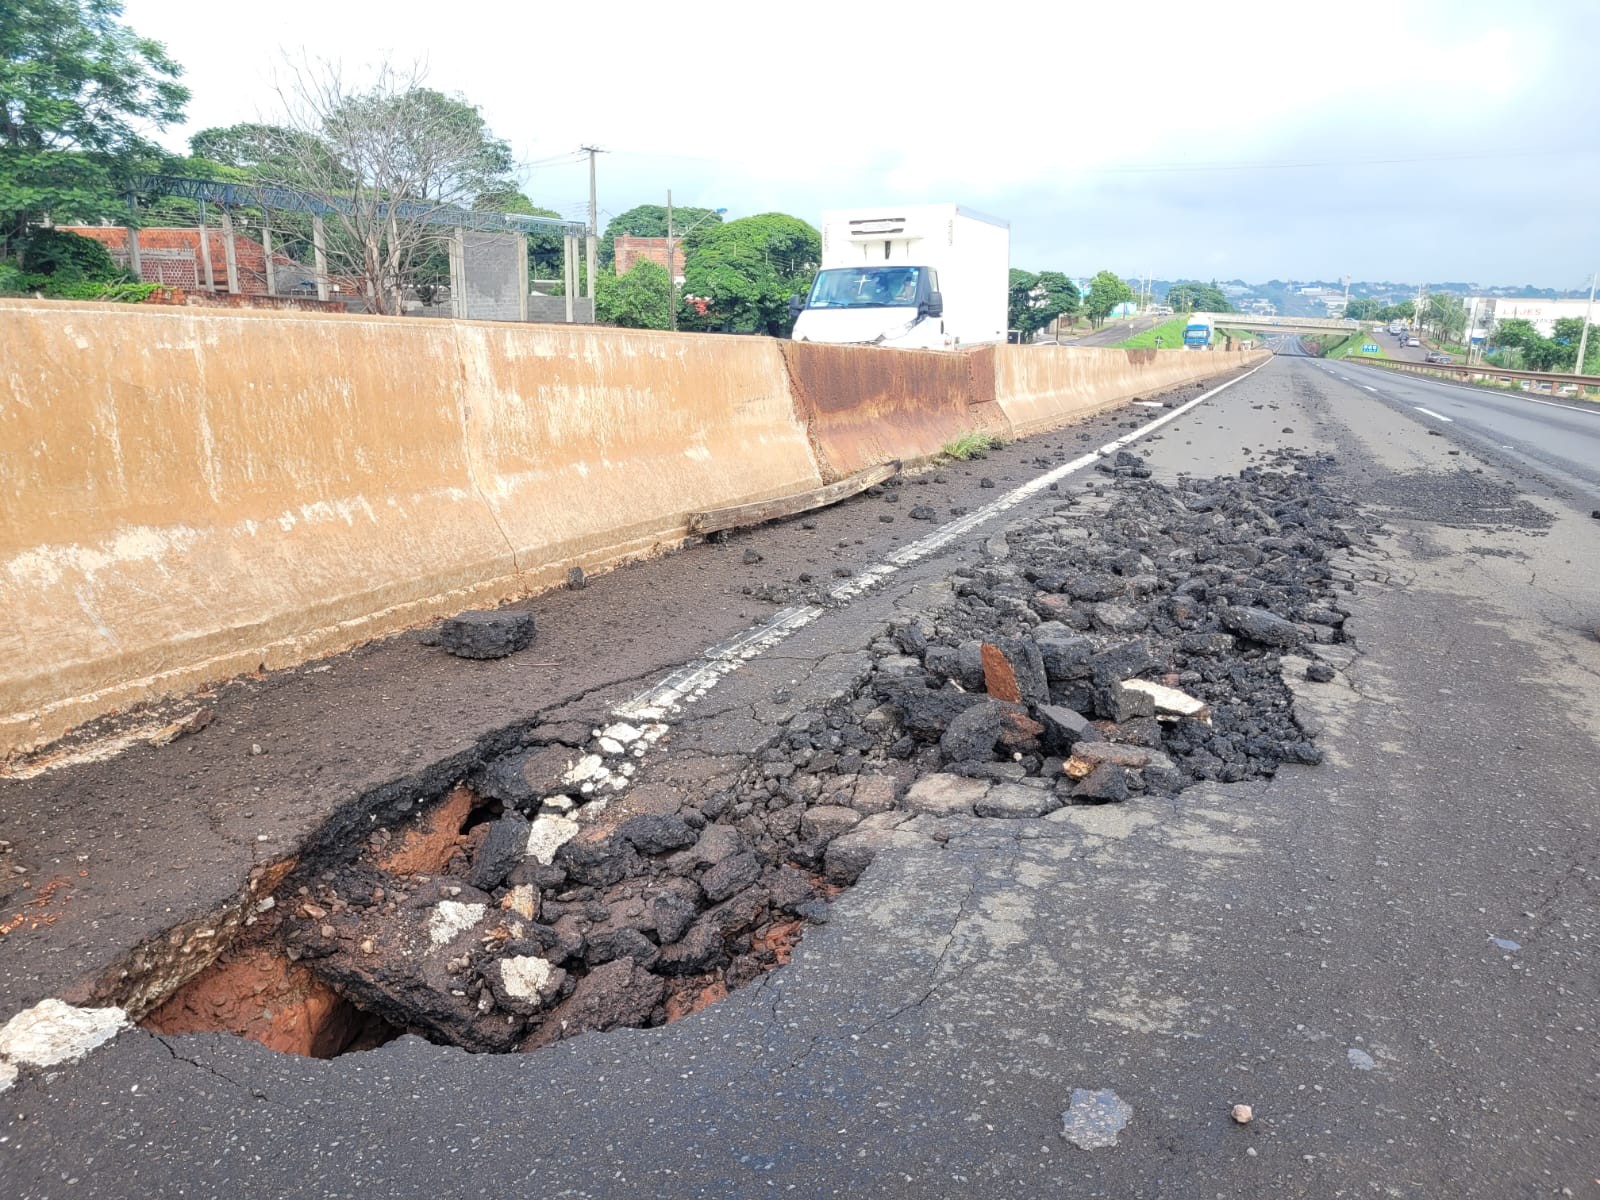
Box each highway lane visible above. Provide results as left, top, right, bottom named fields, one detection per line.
left=1063, top=310, right=1169, bottom=346
left=1316, top=358, right=1600, bottom=496
left=6, top=358, right=1599, bottom=1198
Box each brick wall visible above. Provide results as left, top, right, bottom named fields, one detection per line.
left=59, top=226, right=325, bottom=297
left=614, top=236, right=684, bottom=280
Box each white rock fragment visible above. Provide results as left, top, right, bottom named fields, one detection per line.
left=542, top=796, right=575, bottom=814
left=1122, top=679, right=1210, bottom=721
left=597, top=738, right=624, bottom=755
left=498, top=955, right=558, bottom=1002
left=427, top=900, right=485, bottom=947
left=562, top=753, right=608, bottom=785
left=0, top=999, right=128, bottom=1067
left=601, top=722, right=642, bottom=746
left=525, top=815, right=579, bottom=865
left=1231, top=1104, right=1254, bottom=1124
left=489, top=955, right=567, bottom=1015
left=0, top=1059, right=16, bottom=1093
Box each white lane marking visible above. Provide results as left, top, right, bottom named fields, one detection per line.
left=1414, top=407, right=1453, bottom=423
left=1348, top=363, right=1600, bottom=416
left=1363, top=386, right=1378, bottom=393
left=1512, top=394, right=1599, bottom=416
left=617, top=357, right=1274, bottom=725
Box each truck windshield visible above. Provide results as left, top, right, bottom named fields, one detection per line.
left=807, top=267, right=921, bottom=309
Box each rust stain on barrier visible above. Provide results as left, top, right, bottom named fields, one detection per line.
left=779, top=342, right=1008, bottom=481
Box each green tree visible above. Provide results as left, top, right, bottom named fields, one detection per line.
left=1008, top=268, right=1039, bottom=339
left=18, top=224, right=120, bottom=278
left=1492, top=317, right=1538, bottom=349
left=1167, top=281, right=1231, bottom=313
left=600, top=203, right=722, bottom=266
left=1008, top=269, right=1080, bottom=341
left=1344, top=296, right=1381, bottom=321
left=681, top=212, right=819, bottom=336
left=1522, top=336, right=1566, bottom=371
left=1423, top=293, right=1466, bottom=344
left=261, top=61, right=520, bottom=312
left=1559, top=321, right=1600, bottom=373
left=595, top=259, right=672, bottom=329
left=1, top=0, right=189, bottom=245
left=1083, top=269, right=1133, bottom=328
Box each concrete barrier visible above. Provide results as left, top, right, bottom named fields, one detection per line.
left=4, top=300, right=1260, bottom=759
left=1, top=302, right=819, bottom=757
left=779, top=342, right=1008, bottom=480
left=457, top=324, right=821, bottom=592
left=994, top=346, right=1267, bottom=436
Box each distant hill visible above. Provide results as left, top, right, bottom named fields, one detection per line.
left=1146, top=277, right=1583, bottom=318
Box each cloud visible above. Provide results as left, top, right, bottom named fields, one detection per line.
left=124, top=0, right=1600, bottom=285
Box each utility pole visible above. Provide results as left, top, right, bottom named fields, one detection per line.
left=1576, top=272, right=1596, bottom=376
left=666, top=189, right=676, bottom=332
left=581, top=145, right=602, bottom=304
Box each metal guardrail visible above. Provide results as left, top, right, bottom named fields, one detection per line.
left=128, top=174, right=589, bottom=236
left=1352, top=356, right=1600, bottom=391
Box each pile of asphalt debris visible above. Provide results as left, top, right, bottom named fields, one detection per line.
left=256, top=448, right=1368, bottom=1055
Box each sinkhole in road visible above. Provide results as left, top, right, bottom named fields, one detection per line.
left=141, top=773, right=823, bottom=1058
left=135, top=447, right=1366, bottom=1060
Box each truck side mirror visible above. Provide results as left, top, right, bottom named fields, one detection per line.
left=922, top=291, right=944, bottom=318
left=788, top=294, right=803, bottom=320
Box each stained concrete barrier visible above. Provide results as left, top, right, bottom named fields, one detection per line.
left=994, top=346, right=1268, bottom=437
left=459, top=324, right=818, bottom=588
left=4, top=301, right=1259, bottom=760
left=779, top=342, right=1008, bottom=480
left=1, top=302, right=819, bottom=757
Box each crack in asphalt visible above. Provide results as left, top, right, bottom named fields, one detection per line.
left=760, top=827, right=1020, bottom=1077
left=150, top=1032, right=264, bottom=1101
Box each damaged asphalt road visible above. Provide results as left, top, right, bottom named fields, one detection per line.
left=3, top=357, right=1599, bottom=1198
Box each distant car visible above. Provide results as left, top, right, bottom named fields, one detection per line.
left=1425, top=352, right=1452, bottom=364
left=1557, top=384, right=1579, bottom=396
left=1407, top=337, right=1421, bottom=347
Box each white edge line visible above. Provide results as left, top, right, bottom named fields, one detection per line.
left=619, top=356, right=1273, bottom=719
left=1414, top=407, right=1453, bottom=423
left=1346, top=361, right=1600, bottom=417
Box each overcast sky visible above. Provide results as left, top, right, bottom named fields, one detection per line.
left=123, top=0, right=1600, bottom=289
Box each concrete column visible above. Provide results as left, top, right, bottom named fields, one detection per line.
left=125, top=226, right=142, bottom=281
left=449, top=227, right=467, bottom=320
left=311, top=215, right=329, bottom=302
left=219, top=208, right=240, bottom=294
left=261, top=217, right=276, bottom=296
left=196, top=205, right=215, bottom=292
left=564, top=233, right=576, bottom=323
left=517, top=235, right=529, bottom=323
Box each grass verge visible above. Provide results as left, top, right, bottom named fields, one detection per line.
left=942, top=431, right=1006, bottom=460
left=1113, top=316, right=1192, bottom=349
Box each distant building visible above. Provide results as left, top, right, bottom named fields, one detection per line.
left=60, top=225, right=324, bottom=296
left=1463, top=295, right=1593, bottom=341
left=614, top=236, right=685, bottom=282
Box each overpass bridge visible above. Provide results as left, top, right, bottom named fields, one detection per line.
left=1196, top=312, right=1358, bottom=335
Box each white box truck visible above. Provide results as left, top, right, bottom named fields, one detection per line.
left=789, top=205, right=1009, bottom=350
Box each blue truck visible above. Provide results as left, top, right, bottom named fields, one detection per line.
left=1183, top=315, right=1214, bottom=349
